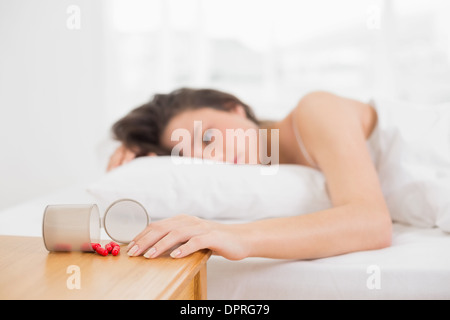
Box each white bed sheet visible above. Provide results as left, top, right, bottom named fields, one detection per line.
left=208, top=224, right=450, bottom=299
left=1, top=185, right=449, bottom=300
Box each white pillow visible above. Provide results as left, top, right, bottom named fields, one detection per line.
left=86, top=156, right=332, bottom=221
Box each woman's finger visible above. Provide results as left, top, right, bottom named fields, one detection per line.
left=127, top=217, right=186, bottom=256
left=128, top=217, right=175, bottom=249
left=107, top=145, right=138, bottom=171
left=127, top=225, right=169, bottom=256
left=122, top=149, right=136, bottom=164
left=143, top=228, right=192, bottom=259
left=170, top=235, right=209, bottom=258
left=128, top=215, right=209, bottom=257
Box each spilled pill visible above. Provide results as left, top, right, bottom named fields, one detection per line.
left=91, top=243, right=101, bottom=250
left=109, top=241, right=119, bottom=247
left=105, top=243, right=113, bottom=253
left=54, top=243, right=72, bottom=251
left=95, top=247, right=109, bottom=256
left=111, top=246, right=120, bottom=256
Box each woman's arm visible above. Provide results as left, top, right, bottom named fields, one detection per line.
left=246, top=91, right=391, bottom=259
left=127, top=91, right=392, bottom=260
left=247, top=91, right=391, bottom=259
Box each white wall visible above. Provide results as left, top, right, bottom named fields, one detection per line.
left=0, top=0, right=108, bottom=210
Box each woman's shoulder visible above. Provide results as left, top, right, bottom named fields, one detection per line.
left=291, top=91, right=376, bottom=140
left=296, top=90, right=338, bottom=104
left=294, top=91, right=371, bottom=113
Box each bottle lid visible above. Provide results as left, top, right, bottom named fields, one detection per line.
left=103, top=199, right=150, bottom=243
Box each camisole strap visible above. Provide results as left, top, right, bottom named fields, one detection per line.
left=292, top=115, right=319, bottom=169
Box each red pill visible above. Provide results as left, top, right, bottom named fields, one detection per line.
left=105, top=243, right=113, bottom=253
left=54, top=243, right=72, bottom=251
left=81, top=242, right=93, bottom=252
left=111, top=245, right=120, bottom=256
left=91, top=243, right=101, bottom=250
left=95, top=246, right=109, bottom=256
left=109, top=241, right=119, bottom=247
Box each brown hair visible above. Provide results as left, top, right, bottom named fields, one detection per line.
left=111, top=87, right=259, bottom=157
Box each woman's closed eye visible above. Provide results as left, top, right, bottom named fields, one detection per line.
left=203, top=129, right=214, bottom=145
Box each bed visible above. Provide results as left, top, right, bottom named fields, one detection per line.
left=1, top=181, right=449, bottom=300
left=3, top=94, right=450, bottom=299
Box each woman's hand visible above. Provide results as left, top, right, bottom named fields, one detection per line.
left=107, top=145, right=157, bottom=171
left=126, top=214, right=250, bottom=261
left=106, top=145, right=136, bottom=171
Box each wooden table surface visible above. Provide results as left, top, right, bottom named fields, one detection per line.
left=0, top=235, right=211, bottom=300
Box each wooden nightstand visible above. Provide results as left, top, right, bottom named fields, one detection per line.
left=0, top=235, right=211, bottom=300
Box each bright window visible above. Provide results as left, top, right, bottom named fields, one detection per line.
left=105, top=0, right=450, bottom=122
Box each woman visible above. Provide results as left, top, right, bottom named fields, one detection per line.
left=107, top=88, right=392, bottom=260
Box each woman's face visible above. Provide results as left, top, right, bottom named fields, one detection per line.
left=160, top=106, right=261, bottom=164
